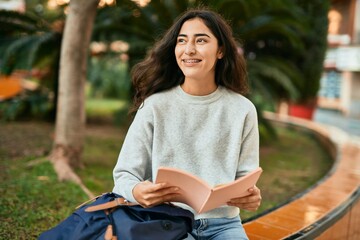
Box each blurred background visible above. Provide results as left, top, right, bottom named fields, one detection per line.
left=0, top=0, right=359, bottom=124
left=0, top=0, right=359, bottom=238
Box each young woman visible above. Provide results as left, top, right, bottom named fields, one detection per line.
left=113, top=8, right=261, bottom=239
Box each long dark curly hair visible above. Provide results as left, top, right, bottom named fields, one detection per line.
left=130, top=8, right=248, bottom=112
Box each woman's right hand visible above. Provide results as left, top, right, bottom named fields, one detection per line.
left=132, top=180, right=180, bottom=208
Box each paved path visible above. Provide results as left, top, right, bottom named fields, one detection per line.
left=314, top=108, right=360, bottom=145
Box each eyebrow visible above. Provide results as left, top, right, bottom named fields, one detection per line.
left=178, top=33, right=211, bottom=38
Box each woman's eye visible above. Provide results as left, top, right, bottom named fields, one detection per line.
left=197, top=39, right=207, bottom=43
left=177, top=38, right=186, bottom=43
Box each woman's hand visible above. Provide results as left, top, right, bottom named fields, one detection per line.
left=227, top=185, right=262, bottom=211
left=132, top=180, right=180, bottom=208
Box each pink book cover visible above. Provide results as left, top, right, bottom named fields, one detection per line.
left=155, top=167, right=263, bottom=213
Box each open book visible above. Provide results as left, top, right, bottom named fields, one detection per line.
left=155, top=167, right=262, bottom=214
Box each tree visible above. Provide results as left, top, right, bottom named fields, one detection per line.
left=50, top=0, right=99, bottom=190
left=0, top=9, right=63, bottom=120
left=211, top=0, right=308, bottom=108
left=293, top=0, right=329, bottom=104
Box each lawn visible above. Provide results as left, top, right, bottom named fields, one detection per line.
left=0, top=119, right=333, bottom=239
left=85, top=98, right=129, bottom=124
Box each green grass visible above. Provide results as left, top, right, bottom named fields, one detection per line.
left=240, top=126, right=334, bottom=220
left=0, top=159, right=88, bottom=239
left=86, top=98, right=128, bottom=122
left=0, top=121, right=334, bottom=238
left=79, top=131, right=126, bottom=194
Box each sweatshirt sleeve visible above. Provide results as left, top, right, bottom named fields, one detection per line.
left=236, top=103, right=260, bottom=178
left=112, top=104, right=154, bottom=203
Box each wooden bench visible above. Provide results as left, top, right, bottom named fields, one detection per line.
left=243, top=112, right=360, bottom=239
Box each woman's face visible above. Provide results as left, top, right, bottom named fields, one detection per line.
left=175, top=18, right=223, bottom=83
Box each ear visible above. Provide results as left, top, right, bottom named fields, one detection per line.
left=217, top=47, right=224, bottom=59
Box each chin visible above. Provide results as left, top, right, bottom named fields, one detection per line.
left=181, top=71, right=201, bottom=80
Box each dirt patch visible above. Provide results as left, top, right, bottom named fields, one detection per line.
left=0, top=121, right=127, bottom=160
left=0, top=122, right=54, bottom=160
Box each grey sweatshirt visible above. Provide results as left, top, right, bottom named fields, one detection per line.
left=113, top=85, right=259, bottom=219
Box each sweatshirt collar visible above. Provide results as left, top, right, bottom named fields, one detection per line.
left=175, top=85, right=223, bottom=104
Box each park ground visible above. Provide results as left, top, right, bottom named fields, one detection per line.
left=0, top=119, right=333, bottom=239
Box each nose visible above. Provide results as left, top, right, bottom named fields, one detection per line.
left=185, top=42, right=196, bottom=55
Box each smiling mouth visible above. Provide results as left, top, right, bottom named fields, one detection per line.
left=182, top=59, right=201, bottom=63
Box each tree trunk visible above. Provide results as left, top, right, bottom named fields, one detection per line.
left=51, top=0, right=99, bottom=181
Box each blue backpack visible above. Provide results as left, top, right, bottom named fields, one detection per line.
left=38, top=192, right=194, bottom=240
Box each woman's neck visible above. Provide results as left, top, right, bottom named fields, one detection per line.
left=181, top=78, right=217, bottom=96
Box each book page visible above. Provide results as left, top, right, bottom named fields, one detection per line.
left=156, top=167, right=263, bottom=213
left=199, top=167, right=263, bottom=213
left=155, top=167, right=211, bottom=213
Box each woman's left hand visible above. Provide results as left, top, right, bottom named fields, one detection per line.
left=227, top=185, right=262, bottom=211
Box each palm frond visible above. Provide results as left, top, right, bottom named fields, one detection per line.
left=238, top=15, right=304, bottom=49
left=0, top=10, right=50, bottom=34
left=164, top=0, right=190, bottom=19
left=1, top=35, right=41, bottom=74
left=28, top=32, right=61, bottom=67
left=211, top=0, right=256, bottom=20
left=247, top=59, right=300, bottom=100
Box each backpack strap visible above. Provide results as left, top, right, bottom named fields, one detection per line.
left=104, top=209, right=118, bottom=240
left=85, top=197, right=138, bottom=212
left=75, top=193, right=106, bottom=209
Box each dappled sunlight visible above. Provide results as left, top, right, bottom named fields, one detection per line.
left=132, top=0, right=151, bottom=7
